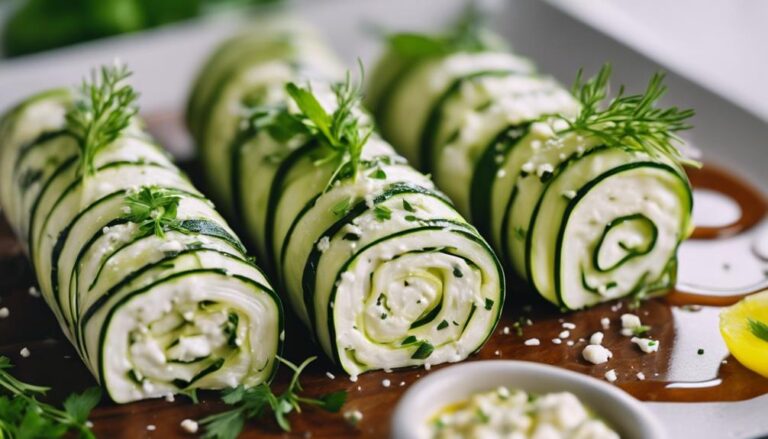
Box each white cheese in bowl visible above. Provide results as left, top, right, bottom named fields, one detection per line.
left=429, top=386, right=619, bottom=439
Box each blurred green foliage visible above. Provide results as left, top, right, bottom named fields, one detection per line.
left=2, top=0, right=281, bottom=57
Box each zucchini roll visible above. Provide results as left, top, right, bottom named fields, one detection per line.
left=368, top=30, right=695, bottom=310
left=187, top=30, right=504, bottom=375
left=0, top=66, right=282, bottom=403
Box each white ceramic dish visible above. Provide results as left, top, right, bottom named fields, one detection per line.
left=391, top=360, right=665, bottom=439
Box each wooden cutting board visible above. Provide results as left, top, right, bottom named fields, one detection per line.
left=0, top=112, right=765, bottom=438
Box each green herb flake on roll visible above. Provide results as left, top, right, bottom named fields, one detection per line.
left=367, top=20, right=695, bottom=311
left=187, top=25, right=505, bottom=376
left=0, top=65, right=283, bottom=403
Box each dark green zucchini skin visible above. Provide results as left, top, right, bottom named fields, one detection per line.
left=0, top=87, right=283, bottom=403
left=367, top=42, right=694, bottom=310
left=187, top=28, right=505, bottom=375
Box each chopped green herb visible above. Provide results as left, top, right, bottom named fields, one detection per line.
left=647, top=340, right=658, bottom=347
left=332, top=198, right=352, bottom=216
left=380, top=313, right=388, bottom=320
left=514, top=227, right=526, bottom=240
left=374, top=205, right=392, bottom=221
left=632, top=325, right=651, bottom=337
left=475, top=408, right=490, bottom=424
left=404, top=214, right=418, bottom=222
left=484, top=298, right=494, bottom=310
left=452, top=267, right=463, bottom=278
left=342, top=232, right=360, bottom=241
left=748, top=318, right=768, bottom=342
left=124, top=186, right=182, bottom=238
left=401, top=336, right=417, bottom=346
left=199, top=357, right=346, bottom=437
left=368, top=167, right=387, bottom=179
left=402, top=199, right=416, bottom=212
left=411, top=341, right=435, bottom=360
left=66, top=63, right=139, bottom=177
left=697, top=348, right=704, bottom=355
left=437, top=320, right=449, bottom=330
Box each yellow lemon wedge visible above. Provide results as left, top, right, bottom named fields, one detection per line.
left=719, top=290, right=768, bottom=378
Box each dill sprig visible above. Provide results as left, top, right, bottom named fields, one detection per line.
left=387, top=4, right=500, bottom=59
left=199, top=356, right=346, bottom=438
left=285, top=66, right=373, bottom=190
left=557, top=64, right=697, bottom=167
left=0, top=356, right=101, bottom=439
left=66, top=63, right=139, bottom=177
left=124, top=186, right=183, bottom=238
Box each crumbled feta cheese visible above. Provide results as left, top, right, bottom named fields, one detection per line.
left=600, top=317, right=610, bottom=330
left=566, top=341, right=574, bottom=346
left=0, top=307, right=9, bottom=318
left=424, top=363, right=432, bottom=371
left=349, top=375, right=358, bottom=383
left=521, top=162, right=535, bottom=173
left=382, top=379, right=391, bottom=388
left=180, top=419, right=198, bottom=434
left=590, top=332, right=604, bottom=345
left=494, top=350, right=501, bottom=356
left=631, top=337, right=659, bottom=354
left=343, top=410, right=363, bottom=427
left=636, top=372, right=646, bottom=381
left=502, top=326, right=511, bottom=335
left=19, top=347, right=30, bottom=358
left=559, top=330, right=570, bottom=339
left=146, top=425, right=156, bottom=431
left=28, top=286, right=40, bottom=298
left=536, top=163, right=554, bottom=178
left=316, top=236, right=330, bottom=252
left=399, top=381, right=405, bottom=387
left=562, top=322, right=576, bottom=330
left=621, top=314, right=642, bottom=329
left=164, top=394, right=175, bottom=402
left=524, top=338, right=541, bottom=346
left=326, top=372, right=335, bottom=380
left=582, top=345, right=612, bottom=365
left=562, top=190, right=576, bottom=200
left=605, top=369, right=617, bottom=383
left=551, top=338, right=562, bottom=345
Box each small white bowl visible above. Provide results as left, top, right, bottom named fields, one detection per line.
left=391, top=360, right=665, bottom=439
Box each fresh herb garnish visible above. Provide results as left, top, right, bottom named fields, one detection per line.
left=200, top=356, right=346, bottom=438
left=556, top=64, right=696, bottom=167
left=124, top=186, right=183, bottom=238
left=748, top=318, right=768, bottom=343
left=0, top=356, right=100, bottom=439
left=66, top=63, right=139, bottom=177
left=402, top=199, right=416, bottom=212
left=284, top=66, right=373, bottom=191
left=632, top=325, right=651, bottom=337
left=437, top=320, right=449, bottom=330
left=484, top=298, right=494, bottom=310
left=332, top=197, right=353, bottom=217
left=411, top=341, right=435, bottom=360
left=374, top=205, right=392, bottom=221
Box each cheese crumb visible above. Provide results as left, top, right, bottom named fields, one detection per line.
left=600, top=317, right=610, bottom=330
left=562, top=322, right=576, bottom=330
left=180, top=419, right=198, bottom=434
left=343, top=410, right=363, bottom=427
left=551, top=338, right=562, bottom=345
left=636, top=372, right=646, bottom=381
left=28, top=286, right=40, bottom=298
left=502, top=326, right=511, bottom=335
left=558, top=330, right=570, bottom=339
left=605, top=369, right=618, bottom=383
left=325, top=372, right=335, bottom=380
left=349, top=375, right=358, bottom=383
left=317, top=236, right=330, bottom=252
left=164, top=394, right=175, bottom=402
left=0, top=307, right=9, bottom=318
left=621, top=314, right=642, bottom=329
left=19, top=347, right=30, bottom=358
left=524, top=338, right=540, bottom=346
left=631, top=337, right=659, bottom=353
left=382, top=379, right=391, bottom=388
left=590, top=332, right=604, bottom=345
left=582, top=345, right=612, bottom=364
left=146, top=425, right=156, bottom=431
left=424, top=363, right=432, bottom=371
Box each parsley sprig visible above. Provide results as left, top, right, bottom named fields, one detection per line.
left=66, top=63, right=139, bottom=177
left=199, top=356, right=346, bottom=438
left=556, top=64, right=697, bottom=167
left=285, top=68, right=373, bottom=191
left=748, top=318, right=768, bottom=343
left=124, top=186, right=183, bottom=238
left=0, top=357, right=101, bottom=439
